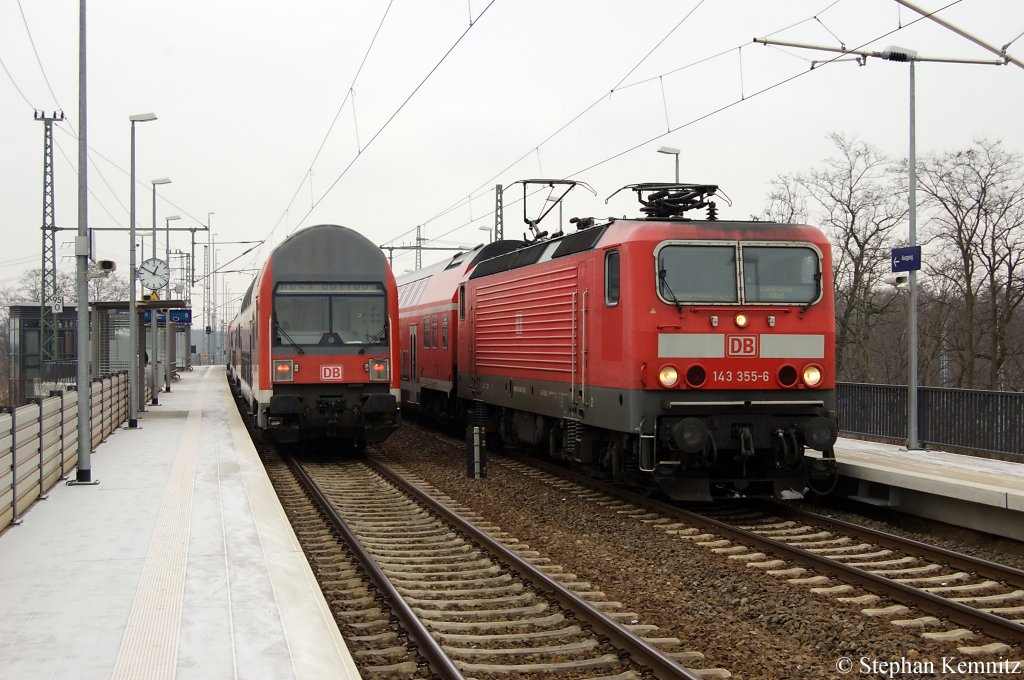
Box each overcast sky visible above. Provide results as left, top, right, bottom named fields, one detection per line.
left=2, top=0, right=1022, bottom=318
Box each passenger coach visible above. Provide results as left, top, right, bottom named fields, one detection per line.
left=228, top=224, right=400, bottom=445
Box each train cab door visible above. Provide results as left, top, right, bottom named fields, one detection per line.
left=571, top=263, right=589, bottom=409
left=408, top=324, right=419, bottom=404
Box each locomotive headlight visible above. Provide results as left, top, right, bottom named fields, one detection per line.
left=734, top=313, right=749, bottom=328
left=658, top=365, right=679, bottom=388
left=802, top=364, right=823, bottom=387
left=368, top=358, right=390, bottom=382
left=273, top=359, right=294, bottom=382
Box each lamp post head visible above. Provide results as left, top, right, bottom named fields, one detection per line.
left=657, top=146, right=681, bottom=156
left=166, top=215, right=181, bottom=223
left=152, top=177, right=171, bottom=186
left=880, top=46, right=918, bottom=62
left=129, top=113, right=157, bottom=123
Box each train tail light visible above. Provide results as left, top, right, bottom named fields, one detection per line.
left=368, top=358, right=390, bottom=382
left=685, top=364, right=706, bottom=388
left=658, top=365, right=679, bottom=388
left=273, top=359, right=295, bottom=382
left=778, top=365, right=798, bottom=387
left=802, top=364, right=823, bottom=387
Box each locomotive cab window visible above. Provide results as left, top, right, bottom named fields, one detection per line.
left=604, top=250, right=620, bottom=306
left=272, top=282, right=388, bottom=348
left=657, top=244, right=738, bottom=304
left=740, top=245, right=820, bottom=304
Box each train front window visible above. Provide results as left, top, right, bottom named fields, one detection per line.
left=741, top=246, right=820, bottom=304
left=273, top=282, right=388, bottom=347
left=657, top=245, right=738, bottom=303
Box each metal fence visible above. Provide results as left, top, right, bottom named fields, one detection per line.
left=0, top=372, right=137, bottom=532
left=837, top=382, right=1024, bottom=460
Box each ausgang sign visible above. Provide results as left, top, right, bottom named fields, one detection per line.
left=891, top=246, right=922, bottom=273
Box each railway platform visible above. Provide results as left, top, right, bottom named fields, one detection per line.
left=832, top=437, right=1024, bottom=542
left=0, top=365, right=358, bottom=680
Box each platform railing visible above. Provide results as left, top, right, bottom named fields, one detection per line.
left=0, top=371, right=146, bottom=532
left=837, top=382, right=1024, bottom=461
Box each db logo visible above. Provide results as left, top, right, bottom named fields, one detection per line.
left=320, top=365, right=344, bottom=380
left=726, top=335, right=758, bottom=357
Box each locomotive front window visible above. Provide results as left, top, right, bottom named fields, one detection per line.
left=273, top=282, right=388, bottom=347
left=741, top=246, right=820, bottom=304
left=657, top=245, right=738, bottom=303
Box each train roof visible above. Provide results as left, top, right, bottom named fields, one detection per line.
left=270, top=224, right=388, bottom=282
left=468, top=217, right=829, bottom=281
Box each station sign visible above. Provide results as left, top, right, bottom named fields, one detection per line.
left=143, top=309, right=193, bottom=324
left=891, top=246, right=922, bottom=273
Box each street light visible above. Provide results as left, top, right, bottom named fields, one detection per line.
left=657, top=146, right=681, bottom=183
left=478, top=226, right=492, bottom=243
left=150, top=177, right=171, bottom=405
left=751, top=36, right=1003, bottom=451
left=127, top=113, right=157, bottom=428
left=164, top=214, right=180, bottom=392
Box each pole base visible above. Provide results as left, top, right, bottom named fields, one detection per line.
left=67, top=469, right=100, bottom=486
left=128, top=418, right=139, bottom=428
left=152, top=397, right=159, bottom=405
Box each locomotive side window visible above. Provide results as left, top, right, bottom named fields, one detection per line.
left=423, top=317, right=430, bottom=348
left=273, top=282, right=388, bottom=347
left=442, top=314, right=449, bottom=349
left=605, top=250, right=620, bottom=307
left=741, top=246, right=820, bottom=304
left=459, top=285, right=466, bottom=320
left=657, top=245, right=738, bottom=303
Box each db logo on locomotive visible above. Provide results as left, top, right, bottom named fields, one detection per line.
left=727, top=335, right=758, bottom=357
left=320, top=365, right=345, bottom=380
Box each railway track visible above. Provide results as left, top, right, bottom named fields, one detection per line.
left=494, top=453, right=1024, bottom=657
left=261, top=442, right=729, bottom=679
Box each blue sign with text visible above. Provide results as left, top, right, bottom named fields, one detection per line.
left=891, top=246, right=922, bottom=273
left=143, top=309, right=193, bottom=324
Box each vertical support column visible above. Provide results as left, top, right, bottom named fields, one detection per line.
left=3, top=407, right=21, bottom=525
left=36, top=111, right=65, bottom=369
left=494, top=184, right=503, bottom=242
left=52, top=389, right=67, bottom=480
left=31, top=398, right=48, bottom=501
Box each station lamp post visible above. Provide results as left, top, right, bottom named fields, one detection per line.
left=164, top=214, right=180, bottom=391
left=127, top=113, right=157, bottom=428
left=657, top=146, right=680, bottom=183
left=478, top=226, right=492, bottom=243
left=752, top=37, right=1004, bottom=450
left=150, top=177, right=171, bottom=405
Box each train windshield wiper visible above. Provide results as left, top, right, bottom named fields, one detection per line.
left=658, top=268, right=684, bottom=312
left=358, top=325, right=387, bottom=354
left=275, top=321, right=305, bottom=355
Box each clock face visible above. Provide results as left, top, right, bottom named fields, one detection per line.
left=138, top=258, right=170, bottom=290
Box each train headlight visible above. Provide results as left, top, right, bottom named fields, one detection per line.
left=273, top=359, right=294, bottom=382
left=368, top=358, right=390, bottom=382
left=658, top=365, right=679, bottom=388
left=802, top=364, right=823, bottom=387
left=734, top=313, right=749, bottom=328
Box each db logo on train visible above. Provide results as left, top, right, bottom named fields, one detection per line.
left=726, top=335, right=758, bottom=357
left=321, top=365, right=345, bottom=381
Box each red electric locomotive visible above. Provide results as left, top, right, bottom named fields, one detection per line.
left=399, top=182, right=838, bottom=500
left=228, top=224, right=400, bottom=445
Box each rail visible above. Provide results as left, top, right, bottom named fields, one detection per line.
left=0, top=372, right=145, bottom=532
left=837, top=382, right=1023, bottom=460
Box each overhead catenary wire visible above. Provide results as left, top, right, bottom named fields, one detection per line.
left=395, top=0, right=981, bottom=268
left=384, top=0, right=850, bottom=254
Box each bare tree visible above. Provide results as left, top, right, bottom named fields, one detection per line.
left=917, top=139, right=1024, bottom=390
left=765, top=133, right=907, bottom=381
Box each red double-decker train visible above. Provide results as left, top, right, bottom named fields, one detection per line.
left=228, top=224, right=400, bottom=446
left=398, top=182, right=838, bottom=499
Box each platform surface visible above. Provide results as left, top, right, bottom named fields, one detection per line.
left=0, top=365, right=358, bottom=680
left=835, top=437, right=1024, bottom=510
